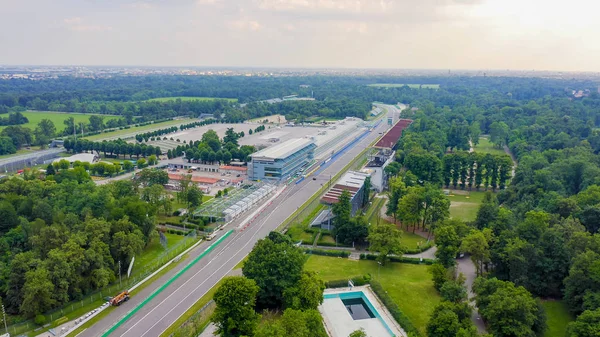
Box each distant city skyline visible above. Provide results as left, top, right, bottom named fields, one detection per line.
left=1, top=0, right=599, bottom=72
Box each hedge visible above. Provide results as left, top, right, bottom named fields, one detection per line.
left=324, top=275, right=371, bottom=288
left=302, top=249, right=350, bottom=258
left=370, top=280, right=422, bottom=337
left=360, top=254, right=434, bottom=265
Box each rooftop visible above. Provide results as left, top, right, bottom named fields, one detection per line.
left=168, top=173, right=220, bottom=184
left=251, top=138, right=315, bottom=160
left=53, top=152, right=98, bottom=164
left=321, top=171, right=369, bottom=204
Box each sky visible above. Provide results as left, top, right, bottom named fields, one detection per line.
left=1, top=0, right=599, bottom=71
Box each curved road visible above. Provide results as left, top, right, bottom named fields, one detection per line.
left=79, top=108, right=394, bottom=337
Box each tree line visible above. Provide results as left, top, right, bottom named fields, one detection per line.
left=63, top=139, right=162, bottom=159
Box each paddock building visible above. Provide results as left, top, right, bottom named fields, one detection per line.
left=248, top=138, right=316, bottom=181
left=321, top=171, right=370, bottom=216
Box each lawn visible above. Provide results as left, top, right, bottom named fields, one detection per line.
left=147, top=96, right=237, bottom=103
left=131, top=233, right=189, bottom=279
left=305, top=255, right=440, bottom=335
left=83, top=118, right=190, bottom=141
left=367, top=84, right=440, bottom=89
left=401, top=230, right=430, bottom=250
left=0, top=111, right=119, bottom=133
left=448, top=190, right=487, bottom=222
left=474, top=136, right=507, bottom=156
left=542, top=300, right=573, bottom=337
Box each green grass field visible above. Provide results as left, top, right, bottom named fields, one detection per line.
left=474, top=136, right=507, bottom=156
left=83, top=118, right=189, bottom=141
left=402, top=230, right=430, bottom=250
left=368, top=84, right=440, bottom=89
left=0, top=111, right=119, bottom=133
left=146, top=96, right=237, bottom=102
left=448, top=190, right=487, bottom=222
left=305, top=255, right=440, bottom=335
left=542, top=300, right=573, bottom=337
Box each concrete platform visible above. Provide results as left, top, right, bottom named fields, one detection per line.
left=319, top=286, right=406, bottom=337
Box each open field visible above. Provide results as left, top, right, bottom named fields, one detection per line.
left=83, top=118, right=190, bottom=141
left=0, top=111, right=119, bottom=133
left=146, top=96, right=237, bottom=103
left=305, top=255, right=440, bottom=336
left=542, top=300, right=573, bottom=337
left=368, top=84, right=440, bottom=89
left=448, top=190, right=487, bottom=221
left=474, top=136, right=507, bottom=156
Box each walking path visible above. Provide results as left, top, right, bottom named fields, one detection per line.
left=457, top=257, right=487, bottom=333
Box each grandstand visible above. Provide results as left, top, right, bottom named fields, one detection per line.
left=374, top=119, right=412, bottom=149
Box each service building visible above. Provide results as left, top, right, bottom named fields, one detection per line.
left=249, top=138, right=316, bottom=181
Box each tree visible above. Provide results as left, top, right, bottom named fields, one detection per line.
left=474, top=277, right=546, bottom=337
left=435, top=224, right=461, bottom=268
left=283, top=271, right=325, bottom=310
left=362, top=176, right=371, bottom=207
left=186, top=185, right=203, bottom=210
left=123, top=160, right=134, bottom=171
left=1, top=125, right=33, bottom=148
left=429, top=263, right=450, bottom=291
left=367, top=222, right=403, bottom=265
left=332, top=190, right=351, bottom=229
left=46, top=163, right=56, bottom=176
left=0, top=202, right=19, bottom=234
left=384, top=161, right=401, bottom=177
left=242, top=234, right=306, bottom=309
left=20, top=267, right=56, bottom=317
left=489, top=121, right=509, bottom=148
left=564, top=250, right=600, bottom=314
left=137, top=168, right=168, bottom=186
left=427, top=302, right=461, bottom=337
left=566, top=308, right=600, bottom=337
left=34, top=119, right=56, bottom=148
left=460, top=230, right=490, bottom=276
left=440, top=280, right=468, bottom=303
left=212, top=276, right=260, bottom=337
left=349, top=329, right=367, bottom=337
left=148, top=154, right=157, bottom=166
left=88, top=115, right=104, bottom=131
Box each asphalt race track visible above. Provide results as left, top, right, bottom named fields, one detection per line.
left=79, top=108, right=394, bottom=337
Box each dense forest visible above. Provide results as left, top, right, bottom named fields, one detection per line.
left=382, top=77, right=600, bottom=336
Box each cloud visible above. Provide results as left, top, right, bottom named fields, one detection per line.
left=228, top=18, right=263, bottom=31
left=64, top=17, right=113, bottom=32
left=63, top=17, right=83, bottom=25
left=125, top=2, right=157, bottom=9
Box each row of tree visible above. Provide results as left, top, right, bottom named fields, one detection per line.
left=63, top=139, right=162, bottom=159
left=0, top=111, right=28, bottom=126
left=442, top=152, right=513, bottom=191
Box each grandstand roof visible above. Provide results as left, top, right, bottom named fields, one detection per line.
left=321, top=171, right=369, bottom=204
left=220, top=165, right=247, bottom=172
left=374, top=119, right=413, bottom=149
left=251, top=138, right=314, bottom=161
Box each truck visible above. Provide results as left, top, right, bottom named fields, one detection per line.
left=109, top=290, right=130, bottom=306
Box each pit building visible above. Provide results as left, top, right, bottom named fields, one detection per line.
left=248, top=138, right=316, bottom=182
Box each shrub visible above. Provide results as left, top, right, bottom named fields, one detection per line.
left=359, top=254, right=434, bottom=265
left=370, top=280, right=422, bottom=337
left=34, top=315, right=46, bottom=326
left=325, top=275, right=371, bottom=288
left=303, top=249, right=350, bottom=258
left=173, top=210, right=181, bottom=216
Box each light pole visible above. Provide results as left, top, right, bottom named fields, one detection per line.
left=377, top=262, right=382, bottom=279
left=335, top=235, right=338, bottom=247
left=2, top=304, right=7, bottom=335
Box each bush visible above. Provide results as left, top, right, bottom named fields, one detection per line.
left=173, top=210, right=181, bottom=216
left=359, top=254, right=434, bottom=265
left=34, top=314, right=47, bottom=326
left=325, top=275, right=371, bottom=288
left=370, top=280, right=422, bottom=337
left=303, top=249, right=350, bottom=258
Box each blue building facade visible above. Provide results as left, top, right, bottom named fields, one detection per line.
left=249, top=138, right=316, bottom=182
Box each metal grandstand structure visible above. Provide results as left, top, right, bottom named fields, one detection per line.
left=193, top=182, right=276, bottom=223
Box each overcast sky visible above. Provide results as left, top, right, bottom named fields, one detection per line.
left=1, top=0, right=598, bottom=71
